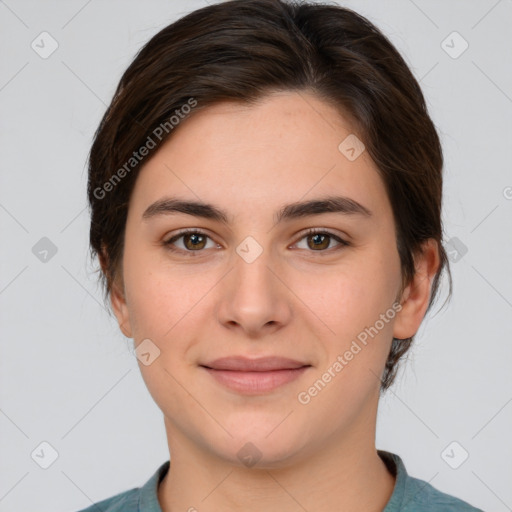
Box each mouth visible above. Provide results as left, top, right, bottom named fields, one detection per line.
left=199, top=356, right=312, bottom=394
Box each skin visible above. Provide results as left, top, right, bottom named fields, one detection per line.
left=105, top=91, right=440, bottom=512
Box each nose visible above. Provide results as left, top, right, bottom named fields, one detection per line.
left=215, top=243, right=292, bottom=338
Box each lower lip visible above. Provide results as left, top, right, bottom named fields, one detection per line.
left=202, top=366, right=310, bottom=394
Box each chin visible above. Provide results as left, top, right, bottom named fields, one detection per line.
left=226, top=442, right=304, bottom=470
left=208, top=421, right=310, bottom=470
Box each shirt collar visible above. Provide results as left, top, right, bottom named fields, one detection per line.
left=379, top=450, right=407, bottom=511
left=138, top=460, right=170, bottom=512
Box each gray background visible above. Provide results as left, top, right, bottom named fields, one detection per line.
left=1, top=1, right=511, bottom=511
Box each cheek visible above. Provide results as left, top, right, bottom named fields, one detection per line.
left=300, top=276, right=398, bottom=418
left=314, top=264, right=398, bottom=336
left=309, top=250, right=401, bottom=377
left=123, top=256, right=226, bottom=392
left=124, top=267, right=203, bottom=412
left=123, top=244, right=210, bottom=340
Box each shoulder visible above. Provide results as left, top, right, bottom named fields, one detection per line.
left=379, top=451, right=484, bottom=512
left=73, top=460, right=170, bottom=512
left=75, top=487, right=139, bottom=512
left=403, top=473, right=483, bottom=511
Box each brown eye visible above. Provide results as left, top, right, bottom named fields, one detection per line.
left=164, top=230, right=216, bottom=253
left=295, top=229, right=349, bottom=252
left=307, top=232, right=331, bottom=250
left=182, top=232, right=207, bottom=250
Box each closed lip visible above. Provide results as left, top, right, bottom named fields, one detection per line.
left=200, top=356, right=310, bottom=372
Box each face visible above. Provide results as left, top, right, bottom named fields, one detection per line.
left=110, top=91, right=433, bottom=468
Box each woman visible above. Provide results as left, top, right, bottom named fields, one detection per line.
left=79, top=0, right=482, bottom=510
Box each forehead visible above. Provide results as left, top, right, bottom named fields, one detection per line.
left=128, top=91, right=391, bottom=223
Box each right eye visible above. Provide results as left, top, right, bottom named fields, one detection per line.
left=163, top=229, right=219, bottom=254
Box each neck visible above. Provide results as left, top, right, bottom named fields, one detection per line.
left=158, top=404, right=396, bottom=512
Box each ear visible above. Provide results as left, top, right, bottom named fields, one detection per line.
left=393, top=239, right=441, bottom=340
left=99, top=248, right=133, bottom=339
left=110, top=279, right=133, bottom=339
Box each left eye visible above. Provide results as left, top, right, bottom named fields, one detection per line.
left=294, top=229, right=348, bottom=252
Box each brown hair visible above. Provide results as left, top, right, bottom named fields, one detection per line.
left=87, top=0, right=452, bottom=391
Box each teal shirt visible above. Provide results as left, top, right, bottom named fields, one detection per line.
left=76, top=451, right=483, bottom=511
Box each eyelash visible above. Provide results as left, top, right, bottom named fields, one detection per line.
left=162, top=228, right=349, bottom=256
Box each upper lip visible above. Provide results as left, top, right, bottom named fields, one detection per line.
left=201, top=356, right=310, bottom=372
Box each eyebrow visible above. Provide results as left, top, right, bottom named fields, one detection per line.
left=142, top=195, right=372, bottom=224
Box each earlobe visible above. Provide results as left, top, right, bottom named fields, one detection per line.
left=393, top=239, right=440, bottom=340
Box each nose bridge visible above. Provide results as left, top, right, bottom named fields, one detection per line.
left=216, top=234, right=291, bottom=335
left=232, top=236, right=277, bottom=306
